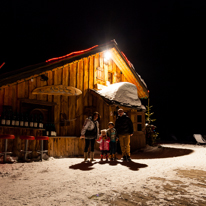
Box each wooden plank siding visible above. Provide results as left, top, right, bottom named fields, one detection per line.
left=29, top=77, right=37, bottom=100
left=0, top=88, right=4, bottom=151
left=53, top=68, right=62, bottom=157
left=76, top=60, right=84, bottom=136
left=0, top=50, right=146, bottom=158
left=83, top=58, right=89, bottom=123
left=69, top=62, right=77, bottom=136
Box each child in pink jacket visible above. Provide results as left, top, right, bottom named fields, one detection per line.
left=97, top=129, right=110, bottom=161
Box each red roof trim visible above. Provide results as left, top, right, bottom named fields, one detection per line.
left=0, top=62, right=5, bottom=69
left=121, top=51, right=132, bottom=67
left=45, top=45, right=99, bottom=63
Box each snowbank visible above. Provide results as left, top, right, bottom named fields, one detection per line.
left=97, top=82, right=143, bottom=108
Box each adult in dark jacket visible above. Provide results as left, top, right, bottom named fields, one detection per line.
left=115, top=108, right=133, bottom=161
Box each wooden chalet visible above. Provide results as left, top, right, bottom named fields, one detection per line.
left=0, top=40, right=149, bottom=158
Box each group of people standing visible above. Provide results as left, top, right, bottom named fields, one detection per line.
left=80, top=108, right=133, bottom=162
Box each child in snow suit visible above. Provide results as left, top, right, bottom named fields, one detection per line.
left=97, top=129, right=110, bottom=161
left=107, top=122, right=118, bottom=160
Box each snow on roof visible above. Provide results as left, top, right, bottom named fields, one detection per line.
left=97, top=82, right=145, bottom=109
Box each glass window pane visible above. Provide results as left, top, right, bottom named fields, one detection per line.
left=137, top=115, right=142, bottom=122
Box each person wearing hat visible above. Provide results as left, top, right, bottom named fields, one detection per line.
left=115, top=108, right=133, bottom=161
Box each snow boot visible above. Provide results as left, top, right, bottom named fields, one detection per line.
left=109, top=154, right=112, bottom=161
left=100, top=154, right=103, bottom=161
left=122, top=155, right=127, bottom=161
left=113, top=154, right=117, bottom=160
left=84, top=152, right=88, bottom=162
left=105, top=154, right=108, bottom=161
left=127, top=155, right=131, bottom=161
left=90, top=152, right=95, bottom=162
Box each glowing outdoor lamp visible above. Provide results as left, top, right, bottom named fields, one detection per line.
left=104, top=51, right=111, bottom=62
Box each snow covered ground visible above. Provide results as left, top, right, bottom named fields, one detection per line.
left=0, top=143, right=206, bottom=206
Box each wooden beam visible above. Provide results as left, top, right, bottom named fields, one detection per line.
left=18, top=98, right=57, bottom=106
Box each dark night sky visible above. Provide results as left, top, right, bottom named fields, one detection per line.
left=1, top=0, right=206, bottom=142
